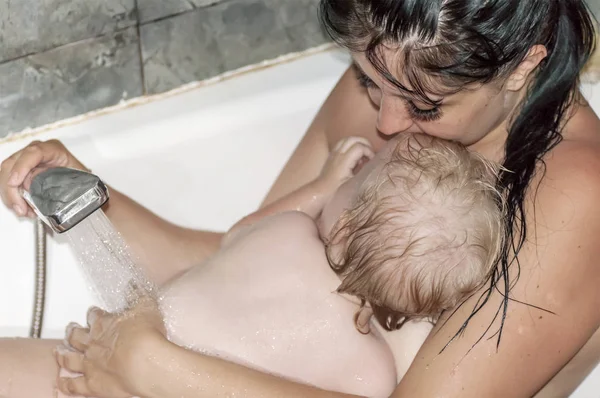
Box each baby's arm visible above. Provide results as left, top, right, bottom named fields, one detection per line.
left=226, top=137, right=373, bottom=239
left=221, top=179, right=330, bottom=247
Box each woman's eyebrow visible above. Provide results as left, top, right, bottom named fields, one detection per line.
left=351, top=62, right=447, bottom=105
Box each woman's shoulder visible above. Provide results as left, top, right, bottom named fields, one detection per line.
left=527, top=134, right=600, bottom=276
left=535, top=131, right=600, bottom=213
left=536, top=100, right=600, bottom=212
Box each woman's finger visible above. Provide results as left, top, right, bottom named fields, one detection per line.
left=55, top=345, right=85, bottom=373
left=57, top=376, right=93, bottom=397
left=86, top=306, right=111, bottom=338
left=67, top=325, right=91, bottom=353
left=6, top=142, right=45, bottom=187
left=63, top=322, right=80, bottom=349
left=0, top=149, right=24, bottom=178
left=8, top=140, right=69, bottom=188
left=0, top=152, right=18, bottom=178
left=6, top=188, right=28, bottom=217
left=87, top=306, right=108, bottom=327
left=0, top=153, right=27, bottom=214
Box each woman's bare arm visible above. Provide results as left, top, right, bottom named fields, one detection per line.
left=137, top=337, right=361, bottom=398
left=0, top=139, right=222, bottom=287
left=101, top=189, right=222, bottom=286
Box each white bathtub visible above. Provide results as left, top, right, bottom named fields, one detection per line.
left=1, top=48, right=599, bottom=397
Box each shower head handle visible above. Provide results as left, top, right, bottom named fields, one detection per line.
left=21, top=167, right=110, bottom=233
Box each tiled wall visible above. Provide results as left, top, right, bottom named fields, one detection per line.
left=0, top=0, right=328, bottom=138
left=591, top=0, right=600, bottom=22
left=1, top=1, right=598, bottom=139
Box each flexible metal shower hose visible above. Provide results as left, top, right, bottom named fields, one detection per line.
left=30, top=219, right=46, bottom=338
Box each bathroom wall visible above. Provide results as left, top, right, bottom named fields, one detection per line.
left=1, top=1, right=598, bottom=140
left=0, top=0, right=328, bottom=138
left=590, top=0, right=600, bottom=22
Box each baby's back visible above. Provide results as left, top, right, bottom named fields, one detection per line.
left=159, top=211, right=397, bottom=397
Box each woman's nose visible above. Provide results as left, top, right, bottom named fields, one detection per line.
left=376, top=96, right=414, bottom=136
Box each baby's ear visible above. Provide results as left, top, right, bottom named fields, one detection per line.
left=354, top=306, right=374, bottom=334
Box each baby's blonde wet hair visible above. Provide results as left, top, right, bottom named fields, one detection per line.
left=327, top=133, right=504, bottom=332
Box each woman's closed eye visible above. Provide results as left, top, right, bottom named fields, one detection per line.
left=354, top=67, right=443, bottom=122
left=356, top=71, right=376, bottom=89
left=407, top=101, right=442, bottom=122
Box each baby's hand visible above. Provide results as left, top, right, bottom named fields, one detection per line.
left=319, top=137, right=374, bottom=188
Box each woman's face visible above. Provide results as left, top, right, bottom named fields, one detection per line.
left=352, top=51, right=518, bottom=148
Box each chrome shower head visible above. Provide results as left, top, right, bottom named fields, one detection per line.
left=22, top=167, right=109, bottom=233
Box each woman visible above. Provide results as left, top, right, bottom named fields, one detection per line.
left=1, top=0, right=599, bottom=397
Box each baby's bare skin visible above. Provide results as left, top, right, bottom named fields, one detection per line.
left=160, top=210, right=401, bottom=397
left=0, top=211, right=400, bottom=398
left=0, top=197, right=433, bottom=398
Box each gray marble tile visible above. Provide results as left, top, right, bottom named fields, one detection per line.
left=587, top=0, right=600, bottom=20
left=141, top=0, right=328, bottom=94
left=140, top=10, right=221, bottom=94
left=0, top=28, right=142, bottom=138
left=0, top=0, right=137, bottom=62
left=277, top=0, right=328, bottom=51
left=137, top=0, right=224, bottom=23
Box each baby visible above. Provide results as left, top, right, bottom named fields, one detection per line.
left=0, top=133, right=503, bottom=398
left=156, top=132, right=503, bottom=397
left=327, top=134, right=504, bottom=332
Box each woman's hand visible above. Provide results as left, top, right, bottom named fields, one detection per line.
left=55, top=295, right=167, bottom=398
left=319, top=136, right=374, bottom=190
left=0, top=139, right=88, bottom=218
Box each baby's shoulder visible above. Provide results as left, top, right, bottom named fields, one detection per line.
left=224, top=211, right=319, bottom=247
left=255, top=211, right=320, bottom=238
left=223, top=211, right=323, bottom=259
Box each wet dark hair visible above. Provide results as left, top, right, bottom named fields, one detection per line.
left=319, top=0, right=596, bottom=349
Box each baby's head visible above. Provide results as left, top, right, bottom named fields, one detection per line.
left=319, top=133, right=504, bottom=331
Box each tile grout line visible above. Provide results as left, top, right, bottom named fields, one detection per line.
left=134, top=0, right=147, bottom=96
left=0, top=42, right=338, bottom=144
left=0, top=2, right=223, bottom=67
left=138, top=0, right=236, bottom=26
left=0, top=26, right=137, bottom=67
